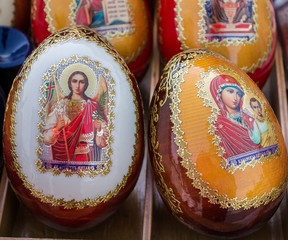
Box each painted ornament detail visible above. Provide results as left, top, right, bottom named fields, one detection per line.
left=201, top=0, right=256, bottom=45
left=73, top=0, right=135, bottom=39
left=197, top=69, right=279, bottom=173
left=37, top=56, right=114, bottom=177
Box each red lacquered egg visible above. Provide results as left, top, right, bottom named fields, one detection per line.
left=31, top=0, right=152, bottom=81
left=149, top=49, right=287, bottom=238
left=3, top=25, right=144, bottom=231
left=157, top=0, right=276, bottom=88
left=0, top=0, right=30, bottom=33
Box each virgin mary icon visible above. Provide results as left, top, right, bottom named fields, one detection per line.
left=209, top=74, right=278, bottom=170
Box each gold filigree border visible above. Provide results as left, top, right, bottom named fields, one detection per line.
left=196, top=65, right=279, bottom=173
left=174, top=0, right=186, bottom=49
left=68, top=0, right=77, bottom=24
left=45, top=0, right=148, bottom=64
left=174, top=0, right=273, bottom=73
left=150, top=49, right=286, bottom=211
left=35, top=55, right=115, bottom=177
left=149, top=56, right=186, bottom=218
left=9, top=25, right=141, bottom=209
left=44, top=0, right=77, bottom=33
left=69, top=0, right=135, bottom=40
left=43, top=0, right=55, bottom=33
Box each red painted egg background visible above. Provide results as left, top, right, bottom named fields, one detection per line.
left=31, top=0, right=152, bottom=81
left=157, top=0, right=277, bottom=89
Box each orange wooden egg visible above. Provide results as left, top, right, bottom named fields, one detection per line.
left=31, top=0, right=152, bottom=81
left=149, top=49, right=288, bottom=238
left=157, top=0, right=276, bottom=88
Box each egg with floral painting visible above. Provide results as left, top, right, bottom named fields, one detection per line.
left=3, top=25, right=144, bottom=231
left=157, top=0, right=276, bottom=88
left=149, top=49, right=287, bottom=238
left=31, top=0, right=152, bottom=81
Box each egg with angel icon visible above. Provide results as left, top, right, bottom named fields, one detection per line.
left=3, top=25, right=144, bottom=231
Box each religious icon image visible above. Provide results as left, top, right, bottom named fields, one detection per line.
left=209, top=74, right=278, bottom=170
left=37, top=57, right=114, bottom=176
left=203, top=0, right=255, bottom=42
left=74, top=0, right=133, bottom=38
left=249, top=97, right=274, bottom=148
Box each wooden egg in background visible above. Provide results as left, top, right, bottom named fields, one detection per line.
left=0, top=0, right=30, bottom=33
left=31, top=0, right=153, bottom=81
left=3, top=25, right=144, bottom=231
left=0, top=86, right=5, bottom=171
left=149, top=49, right=288, bottom=238
left=157, top=0, right=276, bottom=88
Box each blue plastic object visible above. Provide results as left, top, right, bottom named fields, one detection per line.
left=0, top=26, right=32, bottom=68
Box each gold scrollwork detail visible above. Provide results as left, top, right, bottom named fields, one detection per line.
left=151, top=50, right=286, bottom=211
left=149, top=50, right=210, bottom=217
left=174, top=0, right=186, bottom=50
left=150, top=90, right=183, bottom=217
left=174, top=0, right=272, bottom=74
left=9, top=25, right=141, bottom=209
left=43, top=0, right=55, bottom=33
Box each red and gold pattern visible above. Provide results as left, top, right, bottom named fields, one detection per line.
left=157, top=0, right=276, bottom=88
left=31, top=0, right=152, bottom=81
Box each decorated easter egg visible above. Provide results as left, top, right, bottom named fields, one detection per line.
left=157, top=0, right=276, bottom=88
left=31, top=0, right=152, bottom=81
left=149, top=49, right=287, bottom=238
left=3, top=25, right=144, bottom=231
left=0, top=0, right=30, bottom=33
left=0, top=85, right=5, bottom=172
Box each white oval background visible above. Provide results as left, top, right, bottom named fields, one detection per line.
left=14, top=38, right=138, bottom=201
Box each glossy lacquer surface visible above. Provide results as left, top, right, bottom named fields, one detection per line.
left=157, top=0, right=276, bottom=88
left=31, top=0, right=152, bottom=81
left=3, top=26, right=144, bottom=232
left=148, top=49, right=288, bottom=238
